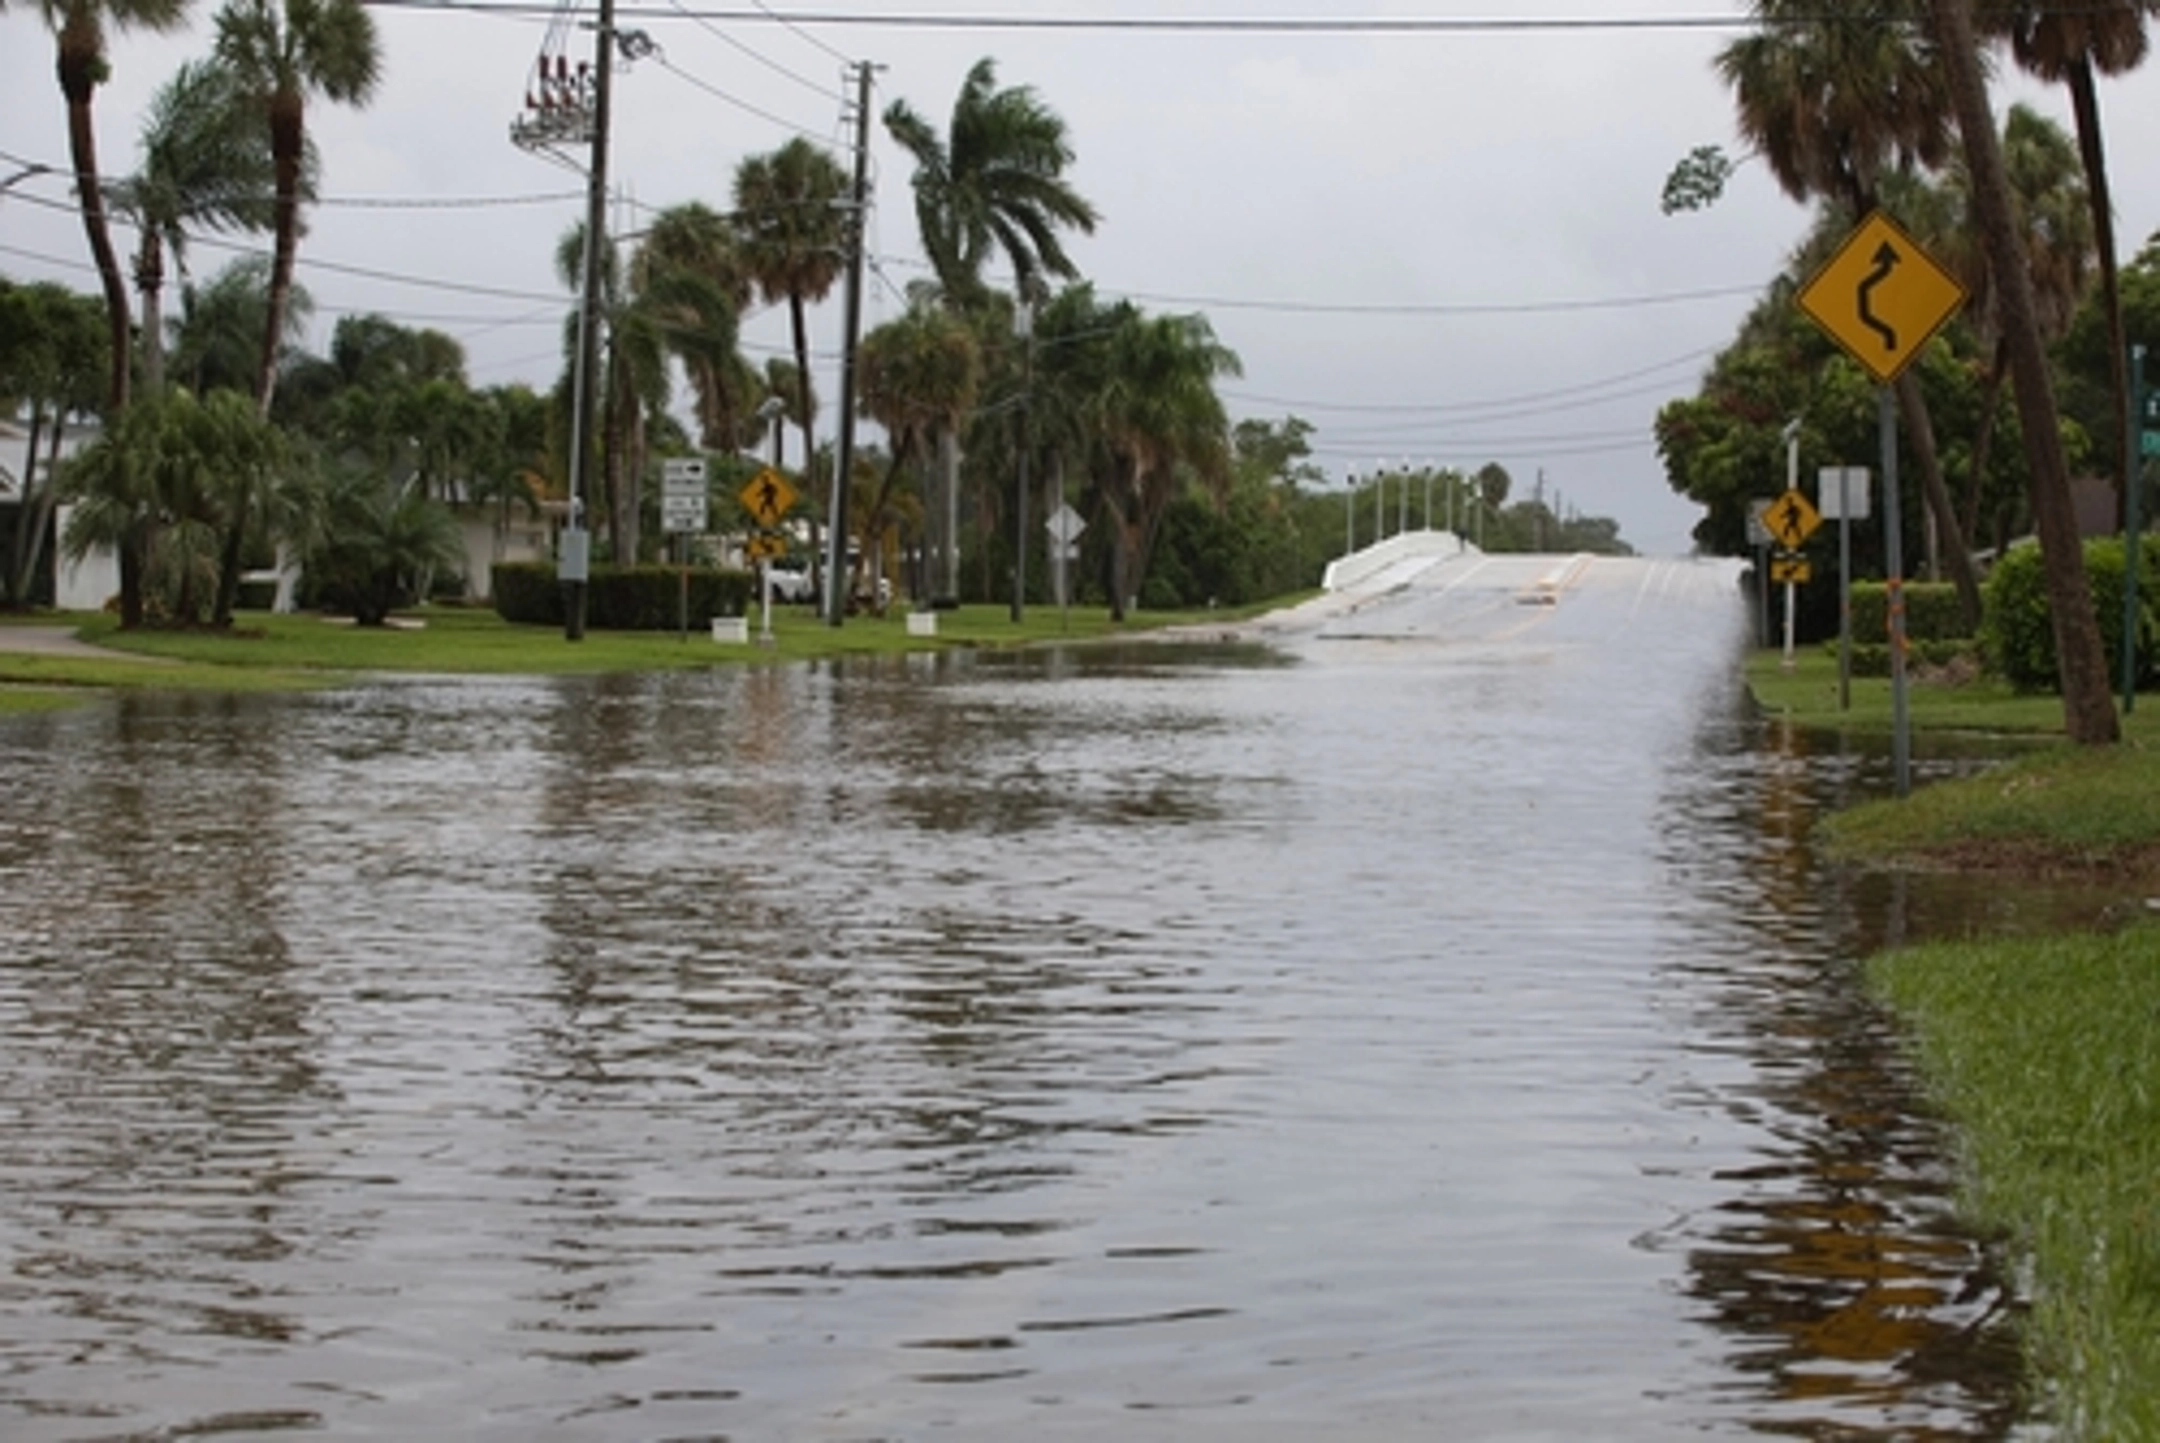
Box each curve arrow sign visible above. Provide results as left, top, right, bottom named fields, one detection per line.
left=1857, top=242, right=1901, bottom=353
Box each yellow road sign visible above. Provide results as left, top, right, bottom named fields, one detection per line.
left=744, top=532, right=787, bottom=561
left=1797, top=210, right=1966, bottom=384
left=1771, top=555, right=1813, bottom=586
left=1762, top=487, right=1822, bottom=551
left=739, top=468, right=799, bottom=528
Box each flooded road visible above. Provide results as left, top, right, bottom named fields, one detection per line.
left=0, top=554, right=2027, bottom=1439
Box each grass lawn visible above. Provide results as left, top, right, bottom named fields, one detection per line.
left=0, top=598, right=1285, bottom=714
left=1747, top=647, right=2160, bottom=1437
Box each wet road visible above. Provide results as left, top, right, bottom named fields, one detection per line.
left=0, top=552, right=2027, bottom=1439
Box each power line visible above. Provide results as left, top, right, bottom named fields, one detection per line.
left=356, top=4, right=1778, bottom=35
left=659, top=0, right=844, bottom=99
left=1222, top=345, right=1717, bottom=415
left=647, top=50, right=846, bottom=146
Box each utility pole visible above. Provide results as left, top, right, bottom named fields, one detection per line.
left=565, top=0, right=615, bottom=640
left=1011, top=303, right=1033, bottom=622
left=825, top=60, right=875, bottom=627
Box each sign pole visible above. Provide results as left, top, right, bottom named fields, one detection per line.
left=2126, top=344, right=2145, bottom=715
left=1839, top=467, right=1853, bottom=713
left=1881, top=385, right=1910, bottom=798
left=1781, top=422, right=1799, bottom=669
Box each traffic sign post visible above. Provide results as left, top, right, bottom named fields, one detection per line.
left=1820, top=467, right=1870, bottom=712
left=738, top=469, right=799, bottom=645
left=1797, top=211, right=1967, bottom=386
left=2130, top=345, right=2149, bottom=715
left=661, top=457, right=709, bottom=642
left=1798, top=213, right=1964, bottom=797
left=1044, top=502, right=1085, bottom=626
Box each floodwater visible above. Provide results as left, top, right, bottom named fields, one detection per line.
left=0, top=556, right=2037, bottom=1440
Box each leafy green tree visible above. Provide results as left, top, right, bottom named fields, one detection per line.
left=305, top=462, right=461, bottom=624
left=17, top=0, right=191, bottom=411
left=1, top=278, right=108, bottom=606
left=213, top=0, right=381, bottom=414
left=60, top=386, right=287, bottom=626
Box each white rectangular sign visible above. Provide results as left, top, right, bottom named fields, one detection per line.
left=1817, top=466, right=1871, bottom=521
left=661, top=457, right=708, bottom=534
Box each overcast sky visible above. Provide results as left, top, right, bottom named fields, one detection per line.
left=10, top=2, right=2160, bottom=556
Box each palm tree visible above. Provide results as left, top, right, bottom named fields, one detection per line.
left=1935, top=105, right=2094, bottom=548
left=631, top=202, right=751, bottom=452
left=885, top=59, right=1098, bottom=601
left=1083, top=296, right=1240, bottom=619
left=213, top=0, right=380, bottom=416
left=1928, top=0, right=2118, bottom=744
left=114, top=57, right=286, bottom=398
left=22, top=0, right=192, bottom=412
left=883, top=57, right=1100, bottom=308
left=1986, top=0, right=2157, bottom=522
left=734, top=138, right=848, bottom=596
left=168, top=254, right=309, bottom=400
left=857, top=301, right=980, bottom=604
left=1717, top=0, right=1985, bottom=630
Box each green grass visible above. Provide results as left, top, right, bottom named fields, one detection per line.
left=1746, top=645, right=2110, bottom=736
left=1748, top=645, right=2160, bottom=1433
left=1870, top=926, right=2160, bottom=1440
left=0, top=598, right=1280, bottom=712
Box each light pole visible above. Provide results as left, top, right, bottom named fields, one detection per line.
left=1344, top=472, right=1356, bottom=554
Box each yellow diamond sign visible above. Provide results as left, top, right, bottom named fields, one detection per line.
left=1763, top=487, right=1822, bottom=552
left=1797, top=210, right=1966, bottom=384
left=739, top=468, right=799, bottom=528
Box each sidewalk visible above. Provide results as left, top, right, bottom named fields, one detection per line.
left=0, top=626, right=176, bottom=663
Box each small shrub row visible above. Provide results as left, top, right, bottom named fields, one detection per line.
left=1833, top=639, right=1984, bottom=678
left=1848, top=581, right=1969, bottom=645
left=492, top=561, right=755, bottom=630
left=1981, top=535, right=2160, bottom=693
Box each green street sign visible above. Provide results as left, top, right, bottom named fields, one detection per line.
left=2142, top=429, right=2160, bottom=459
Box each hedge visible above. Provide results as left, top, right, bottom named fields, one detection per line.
left=491, top=561, right=756, bottom=629
left=1848, top=581, right=1970, bottom=644
left=1981, top=535, right=2160, bottom=693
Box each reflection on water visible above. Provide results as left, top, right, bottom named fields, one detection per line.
left=0, top=577, right=2036, bottom=1440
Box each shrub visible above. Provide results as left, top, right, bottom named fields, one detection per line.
left=490, top=561, right=754, bottom=629
left=1848, top=581, right=1970, bottom=643
left=1981, top=535, right=2160, bottom=693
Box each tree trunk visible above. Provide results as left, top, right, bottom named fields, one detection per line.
left=789, top=293, right=822, bottom=606
left=258, top=95, right=305, bottom=416
left=135, top=227, right=167, bottom=399
left=2067, top=56, right=2131, bottom=530
left=1893, top=367, right=1983, bottom=630
left=1962, top=339, right=2009, bottom=544
left=1929, top=0, right=2117, bottom=744
left=57, top=23, right=130, bottom=415
left=6, top=402, right=49, bottom=607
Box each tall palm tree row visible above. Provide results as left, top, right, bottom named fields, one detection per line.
left=884, top=57, right=1098, bottom=602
